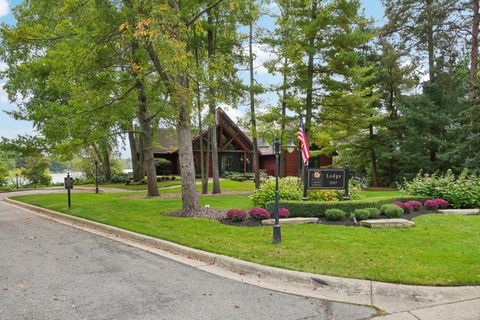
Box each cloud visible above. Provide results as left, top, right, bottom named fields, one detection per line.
left=220, top=103, right=244, bottom=123
left=252, top=43, right=276, bottom=75
left=0, top=0, right=9, bottom=17
left=0, top=83, right=9, bottom=104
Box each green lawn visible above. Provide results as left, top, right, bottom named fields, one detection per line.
left=12, top=192, right=480, bottom=286
left=80, top=179, right=255, bottom=192
left=357, top=190, right=402, bottom=198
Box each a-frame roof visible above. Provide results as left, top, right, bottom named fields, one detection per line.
left=152, top=108, right=257, bottom=154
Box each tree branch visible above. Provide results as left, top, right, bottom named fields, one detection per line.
left=185, top=0, right=226, bottom=27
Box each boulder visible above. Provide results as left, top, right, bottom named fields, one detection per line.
left=262, top=217, right=319, bottom=226
left=360, top=219, right=415, bottom=229
left=438, top=209, right=480, bottom=215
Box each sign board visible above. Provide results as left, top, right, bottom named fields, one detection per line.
left=64, top=176, right=74, bottom=190
left=307, top=168, right=347, bottom=190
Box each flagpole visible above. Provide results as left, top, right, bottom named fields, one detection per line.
left=303, top=160, right=309, bottom=201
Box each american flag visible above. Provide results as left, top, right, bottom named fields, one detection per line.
left=298, top=116, right=311, bottom=165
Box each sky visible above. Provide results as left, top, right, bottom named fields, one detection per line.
left=0, top=0, right=385, bottom=157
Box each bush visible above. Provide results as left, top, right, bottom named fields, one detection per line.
left=226, top=209, right=248, bottom=221
left=406, top=200, right=423, bottom=211
left=251, top=176, right=361, bottom=208
left=230, top=174, right=247, bottom=182
left=250, top=176, right=302, bottom=208
left=424, top=198, right=449, bottom=210
left=154, top=158, right=173, bottom=175
left=21, top=156, right=52, bottom=187
left=308, top=190, right=338, bottom=202
left=111, top=173, right=130, bottom=184
left=366, top=207, right=380, bottom=219
left=353, top=209, right=370, bottom=220
left=265, top=196, right=429, bottom=218
left=278, top=208, right=290, bottom=218
left=248, top=207, right=271, bottom=220
left=74, top=177, right=96, bottom=185
left=0, top=162, right=8, bottom=186
left=380, top=204, right=404, bottom=218
left=393, top=201, right=414, bottom=213
left=401, top=169, right=480, bottom=209
left=325, top=209, right=346, bottom=221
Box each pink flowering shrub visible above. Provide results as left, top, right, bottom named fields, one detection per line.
left=278, top=208, right=290, bottom=218
left=248, top=207, right=271, bottom=220
left=406, top=200, right=423, bottom=211
left=424, top=199, right=449, bottom=210
left=393, top=201, right=414, bottom=213
left=226, top=209, right=248, bottom=221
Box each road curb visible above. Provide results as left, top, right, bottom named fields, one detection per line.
left=4, top=198, right=480, bottom=316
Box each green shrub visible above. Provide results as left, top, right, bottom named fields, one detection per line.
left=0, top=162, right=8, bottom=186
left=230, top=174, right=247, bottom=182
left=111, top=173, right=129, bottom=183
left=366, top=207, right=380, bottom=219
left=353, top=209, right=370, bottom=220
left=250, top=177, right=302, bottom=208
left=265, top=196, right=429, bottom=218
left=380, top=204, right=404, bottom=218
left=251, top=176, right=361, bottom=208
left=325, top=209, right=346, bottom=221
left=21, top=156, right=52, bottom=187
left=401, top=169, right=480, bottom=209
left=308, top=190, right=338, bottom=201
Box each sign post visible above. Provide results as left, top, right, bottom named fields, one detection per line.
left=64, top=173, right=74, bottom=209
left=306, top=167, right=350, bottom=200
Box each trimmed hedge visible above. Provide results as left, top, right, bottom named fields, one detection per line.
left=265, top=196, right=430, bottom=218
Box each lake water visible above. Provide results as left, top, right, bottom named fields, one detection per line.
left=49, top=169, right=133, bottom=184
left=50, top=172, right=84, bottom=184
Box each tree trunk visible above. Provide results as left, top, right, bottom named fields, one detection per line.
left=249, top=21, right=260, bottom=189
left=305, top=1, right=317, bottom=139
left=137, top=80, right=159, bottom=197
left=126, top=0, right=158, bottom=194
left=208, top=11, right=221, bottom=194
left=194, top=42, right=207, bottom=194
left=470, top=0, right=479, bottom=100
left=204, top=127, right=211, bottom=192
left=177, top=99, right=201, bottom=211
left=369, top=125, right=379, bottom=187
left=137, top=132, right=145, bottom=181
left=128, top=129, right=140, bottom=182
left=143, top=1, right=200, bottom=211
left=426, top=0, right=435, bottom=83
left=102, top=145, right=112, bottom=182
left=91, top=142, right=104, bottom=180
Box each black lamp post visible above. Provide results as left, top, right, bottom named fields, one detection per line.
left=258, top=130, right=296, bottom=244
left=15, top=174, right=19, bottom=190
left=94, top=160, right=99, bottom=194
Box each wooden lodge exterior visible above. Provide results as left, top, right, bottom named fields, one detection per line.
left=152, top=109, right=333, bottom=177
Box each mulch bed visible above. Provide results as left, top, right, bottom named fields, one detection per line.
left=164, top=208, right=475, bottom=228
left=219, top=218, right=264, bottom=227
left=166, top=208, right=227, bottom=220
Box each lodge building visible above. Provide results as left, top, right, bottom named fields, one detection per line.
left=152, top=109, right=333, bottom=177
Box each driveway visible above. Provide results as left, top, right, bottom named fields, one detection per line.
left=0, top=202, right=376, bottom=320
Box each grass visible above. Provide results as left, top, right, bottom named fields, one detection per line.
left=357, top=190, right=402, bottom=199
left=80, top=179, right=256, bottom=192
left=12, top=192, right=480, bottom=286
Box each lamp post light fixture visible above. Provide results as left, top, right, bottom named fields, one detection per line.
left=94, top=160, right=99, bottom=194
left=258, top=130, right=296, bottom=244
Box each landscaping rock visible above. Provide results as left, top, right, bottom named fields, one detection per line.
left=438, top=209, right=480, bottom=215
left=262, top=218, right=319, bottom=226
left=360, top=219, right=415, bottom=229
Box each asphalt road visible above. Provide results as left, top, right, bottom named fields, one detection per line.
left=0, top=201, right=377, bottom=320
